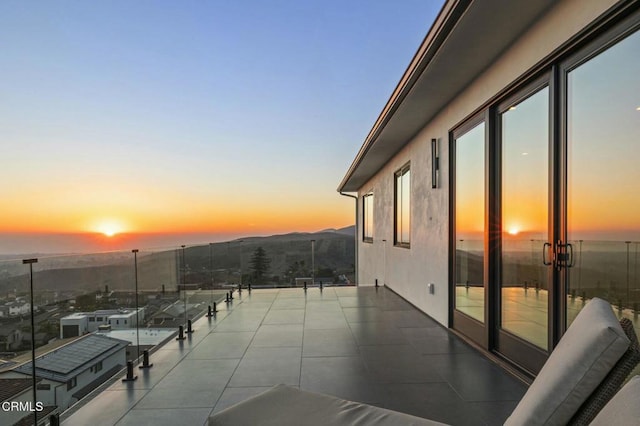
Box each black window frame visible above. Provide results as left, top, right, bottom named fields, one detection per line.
left=362, top=192, right=374, bottom=243
left=449, top=112, right=489, bottom=344
left=394, top=163, right=411, bottom=248
left=556, top=8, right=640, bottom=339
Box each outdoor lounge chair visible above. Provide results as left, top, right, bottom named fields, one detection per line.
left=208, top=298, right=640, bottom=426
left=589, top=375, right=640, bottom=425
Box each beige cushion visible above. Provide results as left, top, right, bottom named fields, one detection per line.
left=209, top=384, right=447, bottom=426
left=589, top=375, right=640, bottom=425
left=505, top=298, right=629, bottom=426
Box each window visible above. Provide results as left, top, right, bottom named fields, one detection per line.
left=565, top=23, right=640, bottom=326
left=36, top=383, right=51, bottom=390
left=67, top=377, right=77, bottom=391
left=91, top=361, right=103, bottom=373
left=453, top=120, right=485, bottom=323
left=88, top=317, right=95, bottom=322
left=500, top=84, right=550, bottom=349
left=96, top=317, right=103, bottom=322
left=394, top=164, right=411, bottom=246
left=363, top=193, right=374, bottom=242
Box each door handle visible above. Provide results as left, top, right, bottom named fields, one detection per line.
left=543, top=242, right=552, bottom=266
left=556, top=241, right=574, bottom=268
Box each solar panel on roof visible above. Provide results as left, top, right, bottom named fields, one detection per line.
left=20, top=335, right=126, bottom=375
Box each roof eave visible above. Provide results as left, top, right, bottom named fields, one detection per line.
left=337, top=0, right=467, bottom=193
left=338, top=0, right=557, bottom=193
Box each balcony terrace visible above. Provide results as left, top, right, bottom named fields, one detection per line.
left=60, top=286, right=527, bottom=426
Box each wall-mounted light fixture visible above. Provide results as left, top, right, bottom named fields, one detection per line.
left=431, top=138, right=439, bottom=189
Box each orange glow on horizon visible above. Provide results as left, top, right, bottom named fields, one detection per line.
left=0, top=192, right=354, bottom=237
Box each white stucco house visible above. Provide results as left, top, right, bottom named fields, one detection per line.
left=1, top=334, right=127, bottom=412
left=339, top=0, right=640, bottom=376
left=60, top=308, right=145, bottom=338
left=2, top=301, right=32, bottom=317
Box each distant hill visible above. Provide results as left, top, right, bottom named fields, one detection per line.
left=317, top=225, right=355, bottom=236
left=322, top=225, right=356, bottom=236
left=182, top=227, right=356, bottom=286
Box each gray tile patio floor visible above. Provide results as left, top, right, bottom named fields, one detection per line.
left=62, top=286, right=528, bottom=426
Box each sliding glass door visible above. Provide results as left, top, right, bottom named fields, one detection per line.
left=451, top=117, right=487, bottom=343
left=498, top=84, right=550, bottom=366
left=450, top=12, right=640, bottom=375
left=563, top=26, right=640, bottom=332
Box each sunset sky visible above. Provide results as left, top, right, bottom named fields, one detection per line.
left=0, top=1, right=443, bottom=253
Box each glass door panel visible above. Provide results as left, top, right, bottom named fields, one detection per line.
left=455, top=122, right=486, bottom=323
left=500, top=87, right=550, bottom=350
left=566, top=29, right=640, bottom=333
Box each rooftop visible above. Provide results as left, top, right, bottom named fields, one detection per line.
left=14, top=334, right=129, bottom=382
left=61, top=309, right=142, bottom=320
left=62, top=286, right=527, bottom=425
left=0, top=378, right=37, bottom=402
left=95, top=329, right=175, bottom=346
left=0, top=337, right=82, bottom=373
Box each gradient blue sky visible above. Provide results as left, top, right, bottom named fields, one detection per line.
left=0, top=1, right=444, bottom=253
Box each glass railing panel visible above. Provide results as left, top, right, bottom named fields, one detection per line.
left=0, top=248, right=184, bottom=422
left=183, top=238, right=355, bottom=290
left=567, top=239, right=640, bottom=378
left=0, top=258, right=36, bottom=362
left=567, top=239, right=640, bottom=332
left=455, top=238, right=485, bottom=322
left=0, top=258, right=41, bottom=426
left=0, top=233, right=356, bottom=424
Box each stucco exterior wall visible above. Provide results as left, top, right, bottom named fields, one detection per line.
left=54, top=346, right=126, bottom=410
left=356, top=0, right=618, bottom=327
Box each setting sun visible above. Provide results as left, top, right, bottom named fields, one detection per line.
left=507, top=227, right=520, bottom=236
left=101, top=228, right=117, bottom=237
left=94, top=220, right=126, bottom=237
